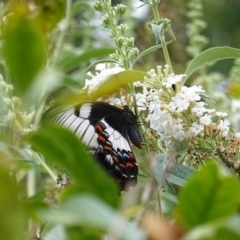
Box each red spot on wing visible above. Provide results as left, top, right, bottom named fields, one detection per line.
left=112, top=155, right=119, bottom=162
left=95, top=122, right=105, bottom=133
left=126, top=162, right=134, bottom=168
left=103, top=145, right=113, bottom=151
left=98, top=135, right=106, bottom=143
left=119, top=163, right=126, bottom=168
left=129, top=152, right=136, bottom=161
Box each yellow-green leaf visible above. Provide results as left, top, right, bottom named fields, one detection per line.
left=89, top=70, right=146, bottom=100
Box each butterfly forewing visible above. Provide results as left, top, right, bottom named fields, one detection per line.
left=48, top=102, right=143, bottom=191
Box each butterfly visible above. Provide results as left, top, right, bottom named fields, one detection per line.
left=47, top=101, right=144, bottom=191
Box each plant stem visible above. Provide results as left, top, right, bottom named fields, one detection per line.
left=160, top=36, right=173, bottom=73
left=152, top=0, right=160, bottom=22
left=151, top=0, right=174, bottom=73
left=49, top=0, right=72, bottom=68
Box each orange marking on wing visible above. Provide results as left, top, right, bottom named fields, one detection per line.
left=128, top=152, right=135, bottom=160
left=96, top=124, right=104, bottom=133
left=119, top=163, right=126, bottom=168
left=112, top=155, right=119, bottom=162
left=103, top=145, right=113, bottom=151
left=98, top=136, right=106, bottom=143
left=126, top=162, right=133, bottom=168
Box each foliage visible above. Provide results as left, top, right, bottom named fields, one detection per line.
left=0, top=0, right=240, bottom=240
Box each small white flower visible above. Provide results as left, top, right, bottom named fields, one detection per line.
left=199, top=115, right=212, bottom=126
left=216, top=111, right=228, bottom=117
left=182, top=86, right=202, bottom=102
left=163, top=74, right=185, bottom=88
left=172, top=118, right=185, bottom=140
left=95, top=63, right=109, bottom=71
left=206, top=109, right=216, bottom=114
left=106, top=94, right=126, bottom=106
left=135, top=93, right=147, bottom=110
left=149, top=98, right=160, bottom=112
left=188, top=122, right=204, bottom=137
left=170, top=92, right=190, bottom=112
left=191, top=101, right=207, bottom=117
left=159, top=110, right=173, bottom=128
left=217, top=119, right=230, bottom=136
left=134, top=81, right=143, bottom=87
left=235, top=132, right=240, bottom=138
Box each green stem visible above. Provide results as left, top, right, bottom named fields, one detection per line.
left=150, top=1, right=173, bottom=72
left=160, top=36, right=173, bottom=73
left=49, top=0, right=72, bottom=68
left=152, top=0, right=160, bottom=22
left=32, top=90, right=48, bottom=128
left=154, top=179, right=163, bottom=218
left=27, top=169, right=36, bottom=197
left=38, top=156, right=57, bottom=181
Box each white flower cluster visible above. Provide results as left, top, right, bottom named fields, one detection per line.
left=140, top=66, right=230, bottom=145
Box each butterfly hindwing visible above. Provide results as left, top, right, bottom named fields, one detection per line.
left=95, top=117, right=138, bottom=190
left=48, top=102, right=143, bottom=191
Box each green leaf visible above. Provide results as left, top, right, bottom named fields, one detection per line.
left=184, top=47, right=240, bottom=83
left=154, top=154, right=167, bottom=185
left=155, top=154, right=194, bottom=187
left=89, top=70, right=146, bottom=100
left=173, top=139, right=189, bottom=154
left=58, top=48, right=116, bottom=71
left=176, top=162, right=240, bottom=229
left=41, top=194, right=146, bottom=240
left=30, top=123, right=119, bottom=207
left=150, top=23, right=165, bottom=44
left=3, top=2, right=46, bottom=96
left=181, top=215, right=240, bottom=240
left=166, top=167, right=193, bottom=187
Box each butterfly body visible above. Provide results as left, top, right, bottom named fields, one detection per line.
left=48, top=102, right=144, bottom=191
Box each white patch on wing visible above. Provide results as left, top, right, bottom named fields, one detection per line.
left=101, top=119, right=131, bottom=152
left=63, top=114, right=78, bottom=128
left=68, top=117, right=84, bottom=132
left=113, top=130, right=121, bottom=139
left=107, top=131, right=131, bottom=152
left=79, top=103, right=92, bottom=118
left=75, top=119, right=90, bottom=139
left=120, top=135, right=131, bottom=151
left=105, top=155, right=113, bottom=165
left=88, top=134, right=98, bottom=149
left=55, top=109, right=74, bottom=125
left=82, top=124, right=95, bottom=146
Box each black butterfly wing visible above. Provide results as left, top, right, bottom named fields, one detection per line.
left=47, top=102, right=141, bottom=191
left=95, top=115, right=138, bottom=190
